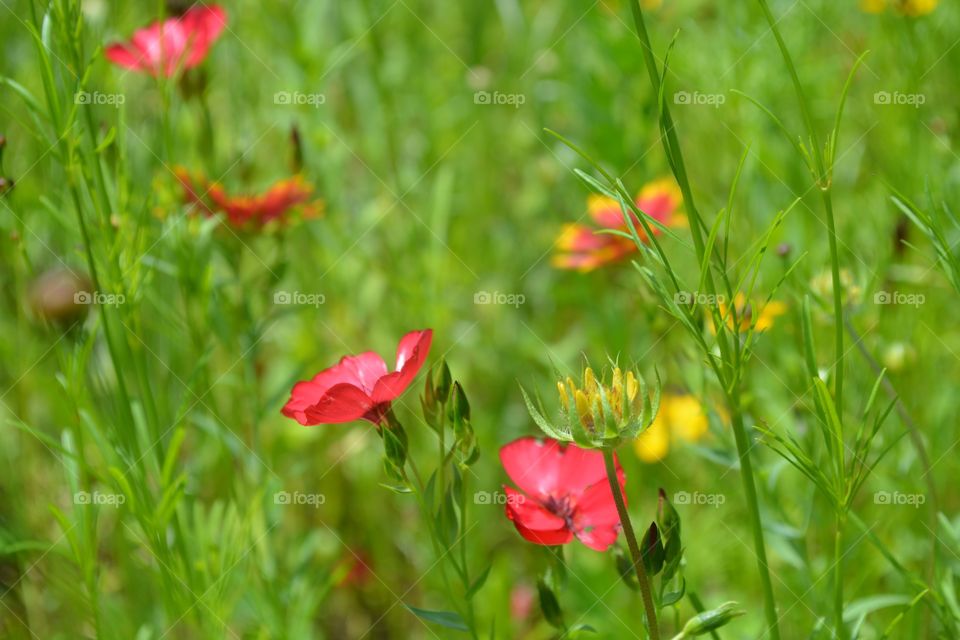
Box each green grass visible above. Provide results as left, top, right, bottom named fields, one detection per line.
left=2, top=0, right=960, bottom=638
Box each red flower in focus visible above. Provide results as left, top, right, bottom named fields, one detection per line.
left=282, top=330, right=433, bottom=426
left=500, top=437, right=625, bottom=551
left=105, top=5, right=227, bottom=77
left=553, top=178, right=683, bottom=272
left=175, top=167, right=322, bottom=228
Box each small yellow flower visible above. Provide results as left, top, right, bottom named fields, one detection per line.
left=712, top=293, right=787, bottom=334
left=634, top=393, right=709, bottom=462
left=810, top=268, right=862, bottom=306
left=861, top=0, right=938, bottom=16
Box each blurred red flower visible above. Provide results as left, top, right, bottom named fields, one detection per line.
left=553, top=178, right=683, bottom=271
left=499, top=437, right=625, bottom=551
left=105, top=5, right=227, bottom=77
left=282, top=330, right=433, bottom=426
left=175, top=167, right=322, bottom=227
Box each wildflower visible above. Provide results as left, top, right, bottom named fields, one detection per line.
left=809, top=268, right=862, bottom=306
left=634, top=393, right=709, bottom=463
left=861, top=0, right=938, bottom=16
left=175, top=167, right=322, bottom=228
left=712, top=293, right=787, bottom=334
left=500, top=437, right=625, bottom=551
left=523, top=364, right=658, bottom=448
left=281, top=329, right=433, bottom=426
left=553, top=178, right=683, bottom=271
left=105, top=5, right=227, bottom=77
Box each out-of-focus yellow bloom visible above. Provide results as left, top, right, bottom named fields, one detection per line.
left=634, top=393, right=709, bottom=462
left=861, top=0, right=938, bottom=16
left=810, top=268, right=862, bottom=306
left=711, top=293, right=787, bottom=334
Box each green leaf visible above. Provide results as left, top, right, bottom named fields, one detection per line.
left=537, top=577, right=565, bottom=629
left=466, top=564, right=492, bottom=598
left=404, top=605, right=469, bottom=632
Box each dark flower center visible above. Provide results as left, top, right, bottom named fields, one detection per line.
left=543, top=494, right=576, bottom=530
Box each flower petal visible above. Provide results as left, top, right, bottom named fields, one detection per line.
left=575, top=523, right=621, bottom=551
left=503, top=486, right=565, bottom=531
left=370, top=329, right=432, bottom=403
left=499, top=437, right=564, bottom=499
left=281, top=352, right=387, bottom=423
left=300, top=383, right=376, bottom=425
left=575, top=475, right=623, bottom=529
left=499, top=438, right=607, bottom=500
left=511, top=522, right=574, bottom=546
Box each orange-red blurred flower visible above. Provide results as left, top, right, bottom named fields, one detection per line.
left=553, top=178, right=683, bottom=272
left=175, top=167, right=322, bottom=228
left=105, top=5, right=227, bottom=77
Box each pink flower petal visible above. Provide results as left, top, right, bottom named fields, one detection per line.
left=370, top=329, right=432, bottom=403
left=503, top=486, right=565, bottom=531
left=499, top=437, right=566, bottom=499
left=301, top=383, right=376, bottom=425
left=575, top=523, right=621, bottom=551
left=512, top=522, right=574, bottom=546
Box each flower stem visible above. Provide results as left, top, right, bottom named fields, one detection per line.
left=729, top=388, right=781, bottom=640
left=834, top=512, right=847, bottom=640
left=603, top=448, right=659, bottom=639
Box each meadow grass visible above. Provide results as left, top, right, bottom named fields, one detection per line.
left=1, top=0, right=959, bottom=638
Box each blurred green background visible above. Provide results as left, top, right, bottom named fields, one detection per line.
left=2, top=0, right=959, bottom=637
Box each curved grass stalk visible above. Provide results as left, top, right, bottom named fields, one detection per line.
left=627, top=3, right=782, bottom=637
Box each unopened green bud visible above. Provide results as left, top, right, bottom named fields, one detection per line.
left=673, top=602, right=745, bottom=639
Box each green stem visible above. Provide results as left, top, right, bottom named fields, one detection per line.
left=603, top=448, right=659, bottom=639
left=834, top=512, right=847, bottom=640
left=755, top=0, right=843, bottom=410
left=822, top=190, right=844, bottom=409
left=729, top=389, right=781, bottom=640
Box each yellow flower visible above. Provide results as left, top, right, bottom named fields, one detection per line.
left=861, top=0, right=938, bottom=16
left=634, top=393, right=709, bottom=462
left=810, top=268, right=862, bottom=306
left=711, top=293, right=787, bottom=334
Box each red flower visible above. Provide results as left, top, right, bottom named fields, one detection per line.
left=174, top=167, right=322, bottom=227
left=105, top=5, right=227, bottom=77
left=553, top=178, right=684, bottom=272
left=500, top=437, right=625, bottom=551
left=282, top=330, right=433, bottom=426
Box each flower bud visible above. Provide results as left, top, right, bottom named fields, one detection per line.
left=523, top=363, right=659, bottom=448
left=675, top=602, right=745, bottom=638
